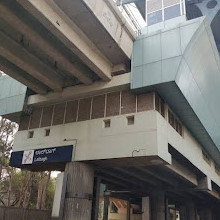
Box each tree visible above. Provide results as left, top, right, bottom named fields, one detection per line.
left=0, top=116, right=18, bottom=206
left=36, top=171, right=51, bottom=210
left=0, top=116, right=18, bottom=179
left=0, top=116, right=56, bottom=209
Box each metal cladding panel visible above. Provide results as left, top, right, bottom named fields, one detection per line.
left=131, top=16, right=220, bottom=164
left=0, top=75, right=27, bottom=116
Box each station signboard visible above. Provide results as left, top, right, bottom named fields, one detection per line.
left=10, top=145, right=74, bottom=167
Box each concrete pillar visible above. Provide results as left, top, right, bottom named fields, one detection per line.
left=103, top=194, right=109, bottom=220
left=199, top=208, right=212, bottom=220
left=127, top=200, right=131, bottom=220
left=213, top=207, right=220, bottom=220
left=151, top=192, right=166, bottom=220
left=186, top=202, right=197, bottom=220
left=142, top=197, right=150, bottom=220
left=179, top=205, right=187, bottom=220
left=51, top=172, right=67, bottom=220
left=62, top=162, right=94, bottom=220
left=91, top=177, right=101, bottom=220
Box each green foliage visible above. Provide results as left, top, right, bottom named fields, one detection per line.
left=0, top=116, right=56, bottom=210
left=0, top=116, right=18, bottom=173
left=46, top=177, right=56, bottom=209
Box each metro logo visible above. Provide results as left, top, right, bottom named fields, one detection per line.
left=22, top=150, right=34, bottom=165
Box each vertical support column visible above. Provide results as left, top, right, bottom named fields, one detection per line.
left=151, top=192, right=165, bottom=220
left=186, top=202, right=196, bottom=220
left=213, top=207, right=220, bottom=220
left=103, top=194, right=109, bottom=220
left=142, top=197, right=150, bottom=220
left=179, top=205, right=187, bottom=220
left=91, top=177, right=101, bottom=220
left=127, top=200, right=131, bottom=220
left=51, top=172, right=67, bottom=220
left=199, top=208, right=212, bottom=220
left=62, top=162, right=94, bottom=220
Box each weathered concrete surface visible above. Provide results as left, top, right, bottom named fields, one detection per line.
left=0, top=0, right=136, bottom=94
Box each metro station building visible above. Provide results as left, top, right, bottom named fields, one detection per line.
left=0, top=0, right=220, bottom=219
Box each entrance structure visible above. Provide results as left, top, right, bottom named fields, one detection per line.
left=1, top=0, right=220, bottom=219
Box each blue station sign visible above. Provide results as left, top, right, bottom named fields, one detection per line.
left=10, top=145, right=74, bottom=167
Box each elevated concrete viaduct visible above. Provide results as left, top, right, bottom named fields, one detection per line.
left=0, top=0, right=135, bottom=94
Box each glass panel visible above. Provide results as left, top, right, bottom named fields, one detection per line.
left=147, top=10, right=162, bottom=26
left=147, top=0, right=162, bottom=13
left=164, top=4, right=181, bottom=20
left=163, top=0, right=180, bottom=8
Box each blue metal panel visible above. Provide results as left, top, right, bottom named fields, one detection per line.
left=131, top=16, right=220, bottom=165
left=10, top=145, right=74, bottom=167
left=0, top=75, right=27, bottom=116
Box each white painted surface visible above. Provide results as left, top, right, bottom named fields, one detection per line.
left=13, top=110, right=220, bottom=187
left=52, top=172, right=65, bottom=218
left=142, top=197, right=150, bottom=220
left=14, top=111, right=160, bottom=161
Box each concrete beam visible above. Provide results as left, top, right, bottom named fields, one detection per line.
left=0, top=56, right=48, bottom=94
left=27, top=73, right=130, bottom=106
left=99, top=169, right=144, bottom=188
left=80, top=0, right=136, bottom=56
left=0, top=30, right=64, bottom=92
left=0, top=2, right=92, bottom=85
left=137, top=167, right=177, bottom=187
left=96, top=173, right=130, bottom=188
left=112, top=63, right=127, bottom=75
left=18, top=0, right=113, bottom=81
left=115, top=168, right=159, bottom=187
left=196, top=177, right=212, bottom=191
left=206, top=189, right=220, bottom=200
left=166, top=159, right=198, bottom=186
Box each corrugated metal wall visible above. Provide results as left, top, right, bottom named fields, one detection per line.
left=0, top=206, right=51, bottom=220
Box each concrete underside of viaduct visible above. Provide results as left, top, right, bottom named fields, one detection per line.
left=49, top=161, right=220, bottom=220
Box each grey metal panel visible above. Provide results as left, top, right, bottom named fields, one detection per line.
left=131, top=16, right=220, bottom=165
left=0, top=75, right=27, bottom=116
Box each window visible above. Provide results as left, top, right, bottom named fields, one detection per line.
left=202, top=150, right=211, bottom=165
left=148, top=10, right=163, bottom=26
left=146, top=0, right=185, bottom=26
left=127, top=115, right=135, bottom=125
left=164, top=4, right=181, bottom=20
left=45, top=128, right=50, bottom=137
left=155, top=94, right=165, bottom=117
left=168, top=109, right=183, bottom=136
left=28, top=131, right=34, bottom=139
left=147, top=0, right=162, bottom=13
left=104, top=119, right=111, bottom=128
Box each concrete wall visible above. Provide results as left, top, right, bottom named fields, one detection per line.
left=14, top=110, right=161, bottom=162
left=157, top=105, right=220, bottom=187
left=18, top=90, right=154, bottom=131
left=0, top=206, right=51, bottom=220
left=13, top=90, right=220, bottom=187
